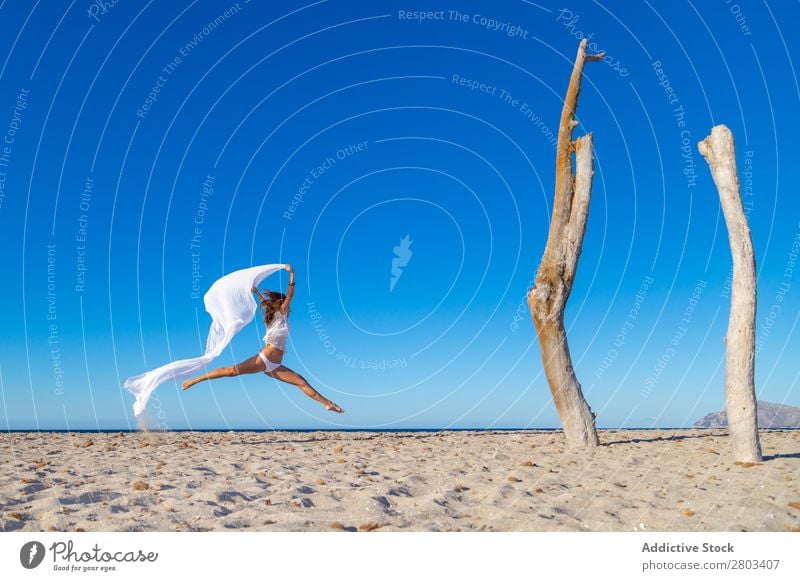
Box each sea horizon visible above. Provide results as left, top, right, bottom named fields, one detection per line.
left=2, top=426, right=797, bottom=433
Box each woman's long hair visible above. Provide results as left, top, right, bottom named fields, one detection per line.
left=260, top=290, right=286, bottom=326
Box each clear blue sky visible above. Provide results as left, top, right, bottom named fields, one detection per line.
left=1, top=0, right=798, bottom=430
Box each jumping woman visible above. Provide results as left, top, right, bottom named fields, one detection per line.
left=181, top=264, right=344, bottom=413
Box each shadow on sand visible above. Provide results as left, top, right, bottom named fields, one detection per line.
left=602, top=432, right=725, bottom=446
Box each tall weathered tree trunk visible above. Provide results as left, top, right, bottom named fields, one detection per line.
left=698, top=125, right=762, bottom=463
left=528, top=39, right=602, bottom=447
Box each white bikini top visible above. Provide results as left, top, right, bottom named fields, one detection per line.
left=263, top=311, right=290, bottom=351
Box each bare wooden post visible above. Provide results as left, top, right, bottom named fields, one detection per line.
left=698, top=125, right=763, bottom=463
left=528, top=39, right=602, bottom=447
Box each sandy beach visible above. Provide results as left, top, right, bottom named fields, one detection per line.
left=1, top=429, right=798, bottom=532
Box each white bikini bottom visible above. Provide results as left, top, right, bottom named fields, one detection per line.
left=258, top=351, right=281, bottom=373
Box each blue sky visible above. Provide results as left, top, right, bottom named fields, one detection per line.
left=0, top=0, right=798, bottom=430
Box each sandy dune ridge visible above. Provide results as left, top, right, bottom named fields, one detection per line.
left=1, top=429, right=798, bottom=532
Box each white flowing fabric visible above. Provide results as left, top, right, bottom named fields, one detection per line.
left=123, top=263, right=287, bottom=416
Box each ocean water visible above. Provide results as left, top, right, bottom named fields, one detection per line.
left=4, top=427, right=794, bottom=434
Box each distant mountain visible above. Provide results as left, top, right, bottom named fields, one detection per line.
left=694, top=400, right=800, bottom=428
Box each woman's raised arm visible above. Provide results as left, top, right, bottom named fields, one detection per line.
left=252, top=286, right=267, bottom=305
left=280, top=264, right=295, bottom=314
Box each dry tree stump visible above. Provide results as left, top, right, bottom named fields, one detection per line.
left=528, top=39, right=601, bottom=447
left=698, top=125, right=762, bottom=463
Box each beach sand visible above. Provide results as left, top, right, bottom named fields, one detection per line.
left=1, top=429, right=798, bottom=532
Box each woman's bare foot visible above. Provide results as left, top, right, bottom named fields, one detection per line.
left=181, top=379, right=197, bottom=391
left=325, top=403, right=344, bottom=413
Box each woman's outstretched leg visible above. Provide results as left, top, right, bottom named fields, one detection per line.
left=267, top=365, right=344, bottom=413
left=181, top=354, right=264, bottom=390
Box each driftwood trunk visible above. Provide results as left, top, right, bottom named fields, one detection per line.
left=698, top=125, right=763, bottom=463
left=528, top=39, right=601, bottom=447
